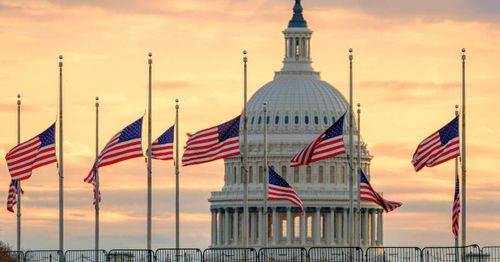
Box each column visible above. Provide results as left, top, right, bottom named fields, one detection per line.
left=250, top=211, right=255, bottom=244
left=272, top=207, right=279, bottom=245
left=233, top=210, right=239, bottom=246
left=300, top=212, right=306, bottom=245
left=335, top=210, right=342, bottom=245
left=211, top=209, right=217, bottom=246
left=292, top=37, right=296, bottom=58
left=313, top=208, right=320, bottom=245
left=343, top=208, right=348, bottom=246
left=218, top=209, right=224, bottom=246
left=224, top=208, right=230, bottom=246
left=258, top=208, right=263, bottom=246
left=363, top=209, right=368, bottom=246
left=370, top=209, right=376, bottom=246
left=377, top=209, right=383, bottom=245
left=286, top=208, right=292, bottom=244
left=329, top=209, right=335, bottom=245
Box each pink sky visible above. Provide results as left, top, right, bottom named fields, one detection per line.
left=1, top=0, right=500, bottom=250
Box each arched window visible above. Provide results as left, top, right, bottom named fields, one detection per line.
left=285, top=116, right=289, bottom=124
left=318, top=166, right=324, bottom=183
left=258, top=116, right=262, bottom=124
left=295, top=116, right=299, bottom=125
left=305, top=116, right=310, bottom=125
left=323, top=116, right=328, bottom=125
left=330, top=166, right=336, bottom=184
left=306, top=166, right=312, bottom=183
left=306, top=215, right=312, bottom=239
left=332, top=116, right=336, bottom=123
left=294, top=167, right=299, bottom=183
left=266, top=116, right=270, bottom=124
left=251, top=116, right=255, bottom=125
left=249, top=166, right=253, bottom=183
left=281, top=166, right=287, bottom=181
left=340, top=166, right=346, bottom=184
left=294, top=216, right=300, bottom=239
left=275, top=116, right=279, bottom=125
left=259, top=166, right=264, bottom=183
left=314, top=116, right=319, bottom=125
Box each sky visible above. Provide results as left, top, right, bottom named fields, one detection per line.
left=0, top=0, right=500, bottom=250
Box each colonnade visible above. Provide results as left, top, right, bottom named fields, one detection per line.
left=210, top=206, right=383, bottom=247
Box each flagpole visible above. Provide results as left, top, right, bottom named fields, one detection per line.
left=16, top=94, right=21, bottom=252
left=263, top=102, right=268, bottom=248
left=58, top=55, right=64, bottom=252
left=348, top=48, right=354, bottom=247
left=242, top=50, right=249, bottom=248
left=461, top=48, right=466, bottom=247
left=356, top=103, right=361, bottom=247
left=147, top=52, right=153, bottom=250
left=175, top=99, right=180, bottom=250
left=95, top=97, right=100, bottom=257
left=455, top=104, right=459, bottom=250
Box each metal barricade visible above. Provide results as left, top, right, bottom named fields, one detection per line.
left=108, top=249, right=154, bottom=262
left=480, top=246, right=499, bottom=261
left=202, top=248, right=258, bottom=261
left=25, top=250, right=65, bottom=262
left=155, top=248, right=203, bottom=262
left=0, top=251, right=24, bottom=262
left=309, top=247, right=364, bottom=262
left=258, top=247, right=308, bottom=262
left=366, top=247, right=421, bottom=262
left=65, top=249, right=107, bottom=262
left=422, top=245, right=481, bottom=262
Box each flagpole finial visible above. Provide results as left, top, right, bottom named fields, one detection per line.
left=349, top=48, right=353, bottom=60
left=357, top=103, right=360, bottom=113
left=175, top=99, right=179, bottom=109
left=148, top=52, right=152, bottom=65
left=243, top=50, right=248, bottom=63
left=462, top=48, right=466, bottom=60
left=95, top=96, right=99, bottom=107
left=17, top=94, right=21, bottom=105
left=59, top=55, right=63, bottom=67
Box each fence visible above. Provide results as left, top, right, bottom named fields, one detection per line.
left=309, top=247, right=363, bottom=261
left=3, top=245, right=500, bottom=261
left=156, top=248, right=203, bottom=262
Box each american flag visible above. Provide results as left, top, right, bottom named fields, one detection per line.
left=452, top=173, right=460, bottom=239
left=268, top=166, right=304, bottom=211
left=5, top=123, right=57, bottom=181
left=84, top=117, right=143, bottom=184
left=412, top=116, right=460, bottom=172
left=6, top=180, right=23, bottom=213
left=182, top=116, right=240, bottom=166
left=360, top=169, right=402, bottom=212
left=151, top=125, right=174, bottom=161
left=291, top=114, right=346, bottom=167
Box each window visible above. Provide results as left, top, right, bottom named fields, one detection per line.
left=281, top=166, right=287, bottom=181
left=285, top=116, right=289, bottom=124
left=295, top=39, right=300, bottom=56
left=305, top=116, right=309, bottom=125
left=281, top=218, right=287, bottom=239
left=258, top=116, right=262, bottom=124
left=318, top=166, right=324, bottom=183
left=332, top=116, right=336, bottom=123
left=330, top=166, right=336, bottom=184
left=294, top=216, right=300, bottom=239
left=340, top=166, right=346, bottom=184
left=233, top=166, right=237, bottom=184
left=314, top=116, right=319, bottom=125
left=266, top=116, right=270, bottom=124
left=294, top=167, right=299, bottom=183
left=306, top=166, right=312, bottom=183
left=306, top=215, right=312, bottom=239
left=259, top=166, right=264, bottom=183
left=249, top=166, right=253, bottom=183
left=323, top=116, right=328, bottom=125
left=275, top=116, right=279, bottom=125
left=251, top=116, right=255, bottom=125
left=295, top=116, right=299, bottom=125
left=320, top=214, right=325, bottom=239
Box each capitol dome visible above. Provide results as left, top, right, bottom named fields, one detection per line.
left=209, top=0, right=383, bottom=249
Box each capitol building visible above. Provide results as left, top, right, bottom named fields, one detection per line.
left=209, top=0, right=384, bottom=248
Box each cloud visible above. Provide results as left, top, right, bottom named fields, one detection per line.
left=359, top=80, right=459, bottom=103
left=155, top=80, right=193, bottom=91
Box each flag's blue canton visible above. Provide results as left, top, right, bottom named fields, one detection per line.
left=157, top=126, right=174, bottom=144
left=119, top=118, right=143, bottom=142
left=323, top=114, right=345, bottom=140
left=269, top=167, right=291, bottom=188
left=39, top=124, right=55, bottom=147
left=360, top=169, right=369, bottom=184
left=218, top=116, right=240, bottom=142
left=439, top=116, right=459, bottom=146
